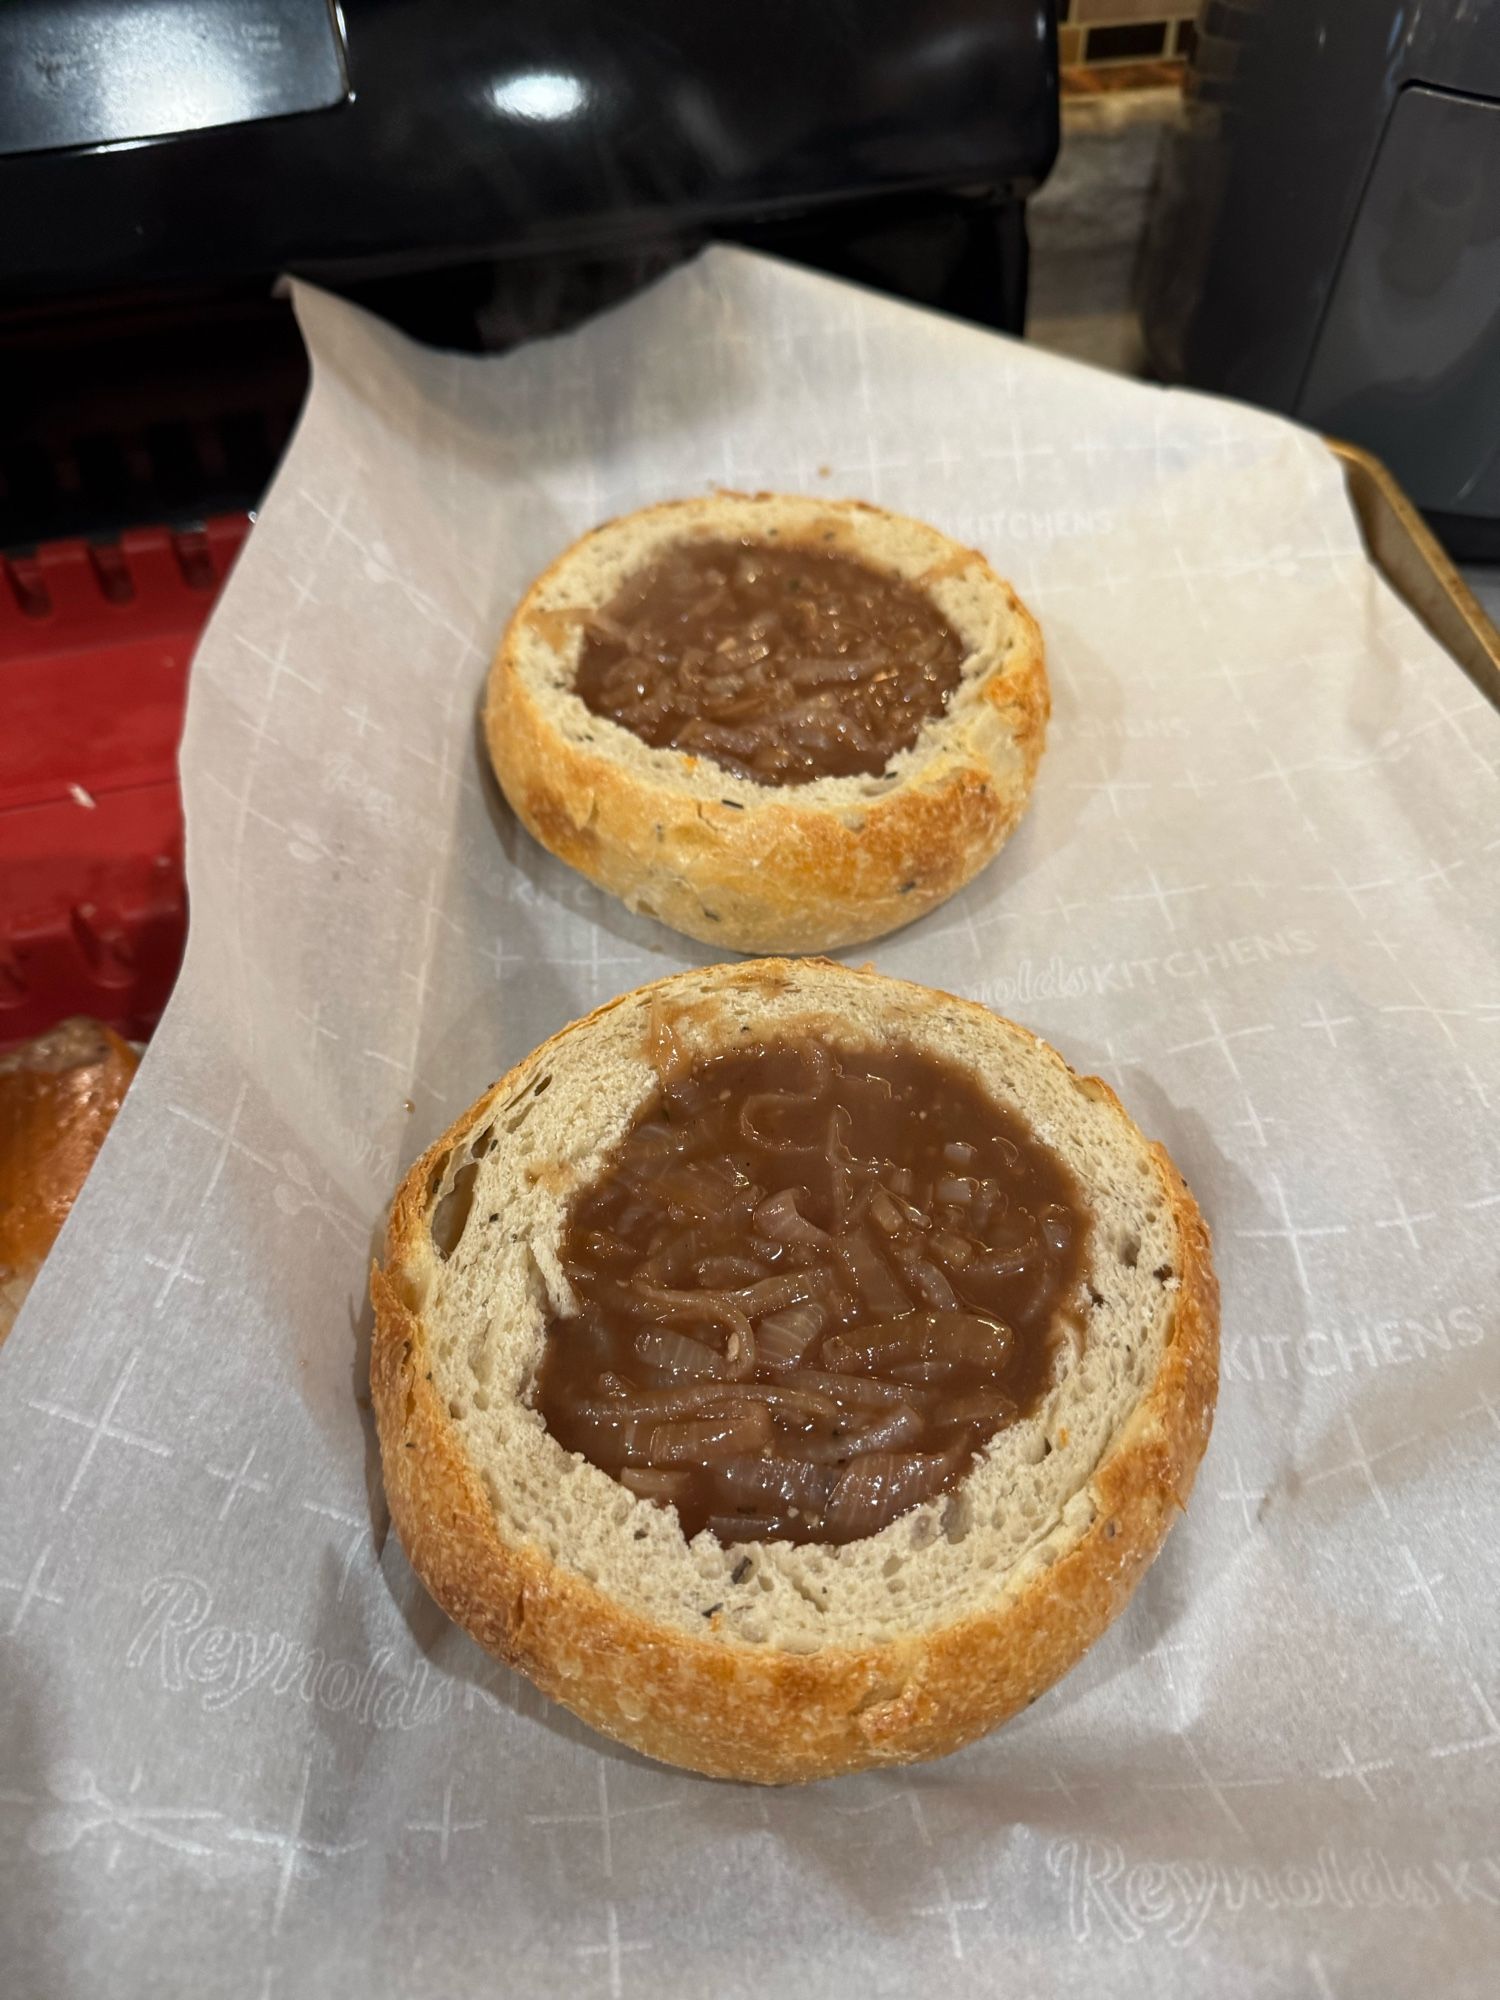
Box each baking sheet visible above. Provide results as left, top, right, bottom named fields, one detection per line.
left=1330, top=439, right=1500, bottom=711
left=3, top=248, right=1498, bottom=1999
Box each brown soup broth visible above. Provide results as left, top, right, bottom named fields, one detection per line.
left=573, top=538, right=967, bottom=786
left=535, top=1038, right=1089, bottom=1546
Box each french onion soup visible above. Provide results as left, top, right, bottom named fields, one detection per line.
left=573, top=537, right=967, bottom=787
left=535, top=1029, right=1089, bottom=1546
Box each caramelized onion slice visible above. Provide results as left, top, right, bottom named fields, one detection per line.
left=836, top=1236, right=912, bottom=1317
left=934, top=1388, right=1019, bottom=1429
left=867, top=1189, right=905, bottom=1236
left=736, top=1381, right=843, bottom=1419
left=731, top=1272, right=821, bottom=1316
left=647, top=1408, right=773, bottom=1464
left=654, top=1162, right=740, bottom=1220
left=619, top=1467, right=693, bottom=1503
left=696, top=1254, right=768, bottom=1288
left=571, top=1385, right=757, bottom=1422
left=780, top=1368, right=916, bottom=1409
left=631, top=1281, right=756, bottom=1350
left=720, top=1320, right=757, bottom=1383
left=849, top=1405, right=925, bottom=1453
left=837, top=1070, right=894, bottom=1117
left=713, top=1454, right=829, bottom=1513
left=928, top=1231, right=975, bottom=1270
left=826, top=1107, right=857, bottom=1230
left=981, top=1209, right=1037, bottom=1254
left=631, top=1234, right=697, bottom=1286
left=579, top=1229, right=637, bottom=1267
left=830, top=1311, right=1013, bottom=1375
left=893, top=1246, right=959, bottom=1312
left=786, top=653, right=877, bottom=688
left=961, top=1251, right=1045, bottom=1318
left=783, top=1404, right=925, bottom=1461
left=823, top=1444, right=967, bottom=1541
left=798, top=1040, right=833, bottom=1099
left=887, top=1360, right=967, bottom=1384
left=753, top=1189, right=829, bottom=1246
left=935, top=1176, right=979, bottom=1206
left=1040, top=1203, right=1075, bottom=1255
left=822, top=1334, right=862, bottom=1374
left=634, top=1329, right=726, bottom=1378
left=998, top=1257, right=1063, bottom=1331
left=645, top=997, right=689, bottom=1090
left=739, top=1093, right=820, bottom=1154
left=704, top=1515, right=797, bottom=1544
left=756, top=1303, right=826, bottom=1371
left=561, top=1411, right=655, bottom=1468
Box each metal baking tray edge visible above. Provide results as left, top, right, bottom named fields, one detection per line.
left=1329, top=437, right=1500, bottom=712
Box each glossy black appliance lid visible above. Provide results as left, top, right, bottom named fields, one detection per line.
left=0, top=0, right=348, bottom=159
left=0, top=0, right=1056, bottom=301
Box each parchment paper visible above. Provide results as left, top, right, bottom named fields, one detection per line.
left=3, top=248, right=1498, bottom=1999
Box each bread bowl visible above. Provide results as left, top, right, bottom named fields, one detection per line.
left=484, top=494, right=1047, bottom=953
left=371, top=960, right=1218, bottom=1783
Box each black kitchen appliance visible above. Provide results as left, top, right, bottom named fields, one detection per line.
left=1139, top=0, right=1500, bottom=562
left=0, top=0, right=1059, bottom=552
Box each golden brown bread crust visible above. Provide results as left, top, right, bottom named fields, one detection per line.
left=484, top=495, right=1049, bottom=954
left=371, top=966, right=1219, bottom=1784
left=1, top=1019, right=140, bottom=1346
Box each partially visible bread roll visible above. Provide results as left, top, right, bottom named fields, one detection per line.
left=485, top=494, right=1047, bottom=953
left=0, top=1019, right=139, bottom=1343
left=371, top=960, right=1218, bottom=1783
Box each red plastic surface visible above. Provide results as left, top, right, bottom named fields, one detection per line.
left=0, top=518, right=248, bottom=1047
